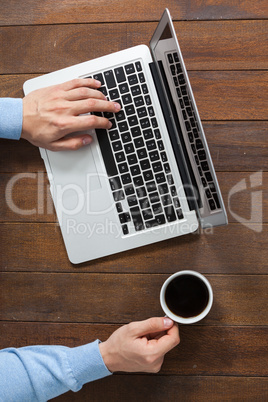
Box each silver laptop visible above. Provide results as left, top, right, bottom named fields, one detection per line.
left=23, top=9, right=227, bottom=264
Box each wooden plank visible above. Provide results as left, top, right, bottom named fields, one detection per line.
left=0, top=322, right=267, bottom=376
left=54, top=376, right=268, bottom=402
left=0, top=274, right=267, bottom=325
left=0, top=223, right=267, bottom=274
left=0, top=0, right=267, bottom=26
left=1, top=121, right=267, bottom=174
left=1, top=71, right=267, bottom=120
left=0, top=172, right=267, bottom=224
left=1, top=21, right=267, bottom=73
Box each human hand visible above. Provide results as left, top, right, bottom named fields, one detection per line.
left=21, top=78, right=121, bottom=151
left=99, top=317, right=180, bottom=373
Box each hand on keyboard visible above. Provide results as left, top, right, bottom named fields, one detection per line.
left=21, top=78, right=121, bottom=151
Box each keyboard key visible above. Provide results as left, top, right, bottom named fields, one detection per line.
left=121, top=132, right=131, bottom=143
left=135, top=61, right=142, bottom=71
left=146, top=140, right=157, bottom=151
left=152, top=203, right=162, bottom=215
left=133, top=175, right=144, bottom=187
left=162, top=194, right=172, bottom=206
left=127, top=195, right=138, bottom=207
left=149, top=150, right=160, bottom=162
left=140, top=118, right=150, bottom=129
left=127, top=154, right=138, bottom=165
left=131, top=126, right=142, bottom=138
left=109, top=88, right=119, bottom=100
left=122, top=94, right=132, bottom=105
left=209, top=198, right=216, bottom=210
left=134, top=137, right=145, bottom=148
left=116, top=202, right=123, bottom=213
left=174, top=197, right=180, bottom=209
left=152, top=161, right=162, bottom=173
left=137, top=107, right=147, bottom=118
left=143, top=170, right=154, bottom=182
left=131, top=85, right=141, bottom=96
left=125, top=63, right=135, bottom=74
left=149, top=192, right=160, bottom=203
left=119, top=212, right=131, bottom=223
left=145, top=95, right=152, bottom=105
left=167, top=174, right=174, bottom=185
left=164, top=205, right=177, bottom=222
left=148, top=106, right=155, bottom=117
left=115, top=110, right=126, bottom=122
left=130, top=206, right=144, bottom=231
left=158, top=183, right=168, bottom=195
left=142, top=208, right=153, bottom=220
left=109, top=176, right=122, bottom=191
left=122, top=224, right=129, bottom=235
left=119, top=83, right=129, bottom=94
left=115, top=67, right=126, bottom=83
left=118, top=162, right=129, bottom=174
left=139, top=197, right=150, bottom=210
left=115, top=151, right=126, bottom=163
left=141, top=84, right=149, bottom=94
left=198, top=149, right=207, bottom=161
left=121, top=173, right=132, bottom=185
left=156, top=214, right=166, bottom=225
left=137, top=148, right=148, bottom=160
left=112, top=140, right=123, bottom=152
left=113, top=190, right=125, bottom=201
left=143, top=129, right=153, bottom=140
left=109, top=129, right=119, bottom=141
left=176, top=209, right=184, bottom=220
left=130, top=165, right=141, bottom=176
left=138, top=72, right=145, bottom=83
left=93, top=73, right=104, bottom=85
left=128, top=115, right=138, bottom=126
left=124, top=143, right=135, bottom=154
left=128, top=74, right=138, bottom=85
left=96, top=128, right=118, bottom=177
left=167, top=53, right=173, bottom=63
left=125, top=104, right=135, bottom=115
left=124, top=185, right=135, bottom=196
left=205, top=172, right=213, bottom=182
left=156, top=172, right=165, bottom=184
left=157, top=140, right=164, bottom=151
left=151, top=118, right=158, bottom=128
left=213, top=193, right=221, bottom=208
left=134, top=96, right=144, bottom=107
left=104, top=70, right=116, bottom=89
left=136, top=186, right=147, bottom=198
left=146, top=181, right=157, bottom=193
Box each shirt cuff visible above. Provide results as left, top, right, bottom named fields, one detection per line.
left=66, top=340, right=112, bottom=387
left=0, top=98, right=23, bottom=140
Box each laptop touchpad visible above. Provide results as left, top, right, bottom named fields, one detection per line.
left=46, top=143, right=101, bottom=192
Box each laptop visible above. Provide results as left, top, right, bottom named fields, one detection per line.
left=23, top=8, right=227, bottom=264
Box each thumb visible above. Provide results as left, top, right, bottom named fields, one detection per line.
left=130, top=317, right=174, bottom=337
left=50, top=134, right=93, bottom=151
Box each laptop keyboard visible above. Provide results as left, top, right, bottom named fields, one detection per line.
left=167, top=52, right=221, bottom=212
left=87, top=61, right=184, bottom=235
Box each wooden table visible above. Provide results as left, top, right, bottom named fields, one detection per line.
left=0, top=1, right=267, bottom=400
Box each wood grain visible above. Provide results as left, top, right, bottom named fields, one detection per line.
left=0, top=223, right=267, bottom=274
left=1, top=21, right=267, bottom=73
left=0, top=323, right=267, bottom=377
left=0, top=0, right=267, bottom=26
left=1, top=71, right=267, bottom=121
left=0, top=273, right=267, bottom=325
left=54, top=375, right=268, bottom=402
left=1, top=121, right=267, bottom=174
left=0, top=172, right=266, bottom=223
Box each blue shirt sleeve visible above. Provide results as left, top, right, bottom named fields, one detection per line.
left=0, top=340, right=112, bottom=401
left=0, top=98, right=23, bottom=140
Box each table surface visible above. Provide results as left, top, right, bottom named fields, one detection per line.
left=0, top=1, right=267, bottom=401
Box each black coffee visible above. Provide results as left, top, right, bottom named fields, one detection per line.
left=165, top=274, right=209, bottom=318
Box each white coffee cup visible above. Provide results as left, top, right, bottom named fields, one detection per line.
left=160, top=270, right=213, bottom=324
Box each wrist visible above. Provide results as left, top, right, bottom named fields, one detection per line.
left=99, top=341, right=117, bottom=373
